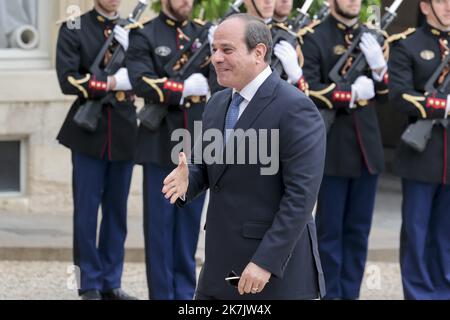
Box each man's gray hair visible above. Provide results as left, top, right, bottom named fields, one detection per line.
left=224, top=13, right=273, bottom=63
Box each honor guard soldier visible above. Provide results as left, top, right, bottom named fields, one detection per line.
left=126, top=0, right=218, bottom=300
left=389, top=0, right=450, bottom=300
left=56, top=0, right=138, bottom=300
left=302, top=0, right=390, bottom=299
left=242, top=0, right=305, bottom=89
left=273, top=0, right=294, bottom=27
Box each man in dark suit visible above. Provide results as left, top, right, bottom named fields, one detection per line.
left=162, top=13, right=326, bottom=300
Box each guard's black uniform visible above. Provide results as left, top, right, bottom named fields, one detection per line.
left=126, top=12, right=216, bottom=300
left=302, top=15, right=389, bottom=300
left=57, top=10, right=137, bottom=161
left=127, top=12, right=216, bottom=166
left=389, top=23, right=450, bottom=300
left=302, top=15, right=388, bottom=176
left=56, top=9, right=137, bottom=296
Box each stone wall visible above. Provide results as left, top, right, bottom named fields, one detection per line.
left=0, top=1, right=155, bottom=216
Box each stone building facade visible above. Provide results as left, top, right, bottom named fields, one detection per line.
left=0, top=0, right=154, bottom=216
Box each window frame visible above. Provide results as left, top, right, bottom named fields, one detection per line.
left=0, top=0, right=54, bottom=70
left=0, top=137, right=27, bottom=197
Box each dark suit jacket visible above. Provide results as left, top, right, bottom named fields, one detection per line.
left=181, top=71, right=327, bottom=299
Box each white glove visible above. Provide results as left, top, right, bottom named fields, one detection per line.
left=208, top=25, right=217, bottom=46
left=273, top=40, right=303, bottom=83
left=114, top=25, right=129, bottom=51
left=350, top=76, right=375, bottom=108
left=112, top=68, right=132, bottom=91
left=182, top=73, right=209, bottom=98
left=446, top=94, right=450, bottom=119
left=359, top=32, right=386, bottom=71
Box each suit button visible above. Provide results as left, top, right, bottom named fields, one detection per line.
left=213, top=185, right=220, bottom=193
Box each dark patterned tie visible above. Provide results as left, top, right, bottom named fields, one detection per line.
left=224, top=93, right=245, bottom=144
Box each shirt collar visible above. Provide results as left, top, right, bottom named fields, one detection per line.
left=233, top=66, right=272, bottom=103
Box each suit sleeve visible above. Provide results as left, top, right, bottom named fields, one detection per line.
left=251, top=95, right=326, bottom=279
left=302, top=36, right=354, bottom=110
left=56, top=24, right=108, bottom=100
left=389, top=40, right=448, bottom=119
left=175, top=95, right=219, bottom=207
left=126, top=28, right=184, bottom=106
left=373, top=69, right=389, bottom=104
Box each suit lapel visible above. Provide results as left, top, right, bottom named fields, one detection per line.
left=211, top=72, right=281, bottom=187
left=210, top=88, right=232, bottom=134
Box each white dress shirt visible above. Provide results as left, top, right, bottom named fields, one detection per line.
left=233, top=65, right=272, bottom=119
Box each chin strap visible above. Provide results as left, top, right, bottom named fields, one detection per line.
left=430, top=0, right=448, bottom=29
left=251, top=0, right=265, bottom=19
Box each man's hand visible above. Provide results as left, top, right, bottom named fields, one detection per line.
left=359, top=33, right=386, bottom=71
left=114, top=25, right=130, bottom=51
left=273, top=40, right=303, bottom=83
left=208, top=25, right=217, bottom=51
left=237, top=262, right=271, bottom=295
left=446, top=94, right=450, bottom=119
left=182, top=73, right=209, bottom=98
left=162, top=152, right=189, bottom=204
left=350, top=75, right=375, bottom=108
left=108, top=67, right=132, bottom=91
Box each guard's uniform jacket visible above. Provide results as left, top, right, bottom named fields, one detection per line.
left=302, top=15, right=389, bottom=177
left=56, top=9, right=138, bottom=161
left=126, top=12, right=217, bottom=166
left=389, top=23, right=450, bottom=184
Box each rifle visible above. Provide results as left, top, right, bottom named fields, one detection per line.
left=138, top=0, right=244, bottom=131
left=321, top=0, right=403, bottom=133
left=163, top=0, right=243, bottom=80
left=401, top=120, right=435, bottom=153
left=73, top=0, right=148, bottom=132
left=424, top=47, right=450, bottom=95
left=313, top=1, right=330, bottom=22
left=329, top=0, right=403, bottom=84
left=402, top=50, right=450, bottom=152
left=270, top=0, right=314, bottom=76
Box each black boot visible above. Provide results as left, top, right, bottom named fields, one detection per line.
left=80, top=290, right=102, bottom=300
left=101, top=288, right=138, bottom=300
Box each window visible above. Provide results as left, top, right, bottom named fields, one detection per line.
left=0, top=0, right=38, bottom=50
left=0, top=140, right=26, bottom=195
left=0, top=0, right=52, bottom=70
